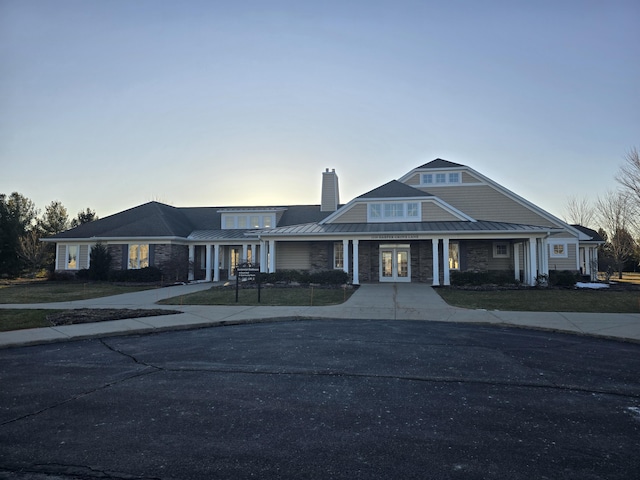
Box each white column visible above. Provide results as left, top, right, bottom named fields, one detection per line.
left=443, top=238, right=450, bottom=286
left=352, top=239, right=359, bottom=285
left=592, top=247, right=599, bottom=281
left=260, top=241, right=267, bottom=272
left=251, top=244, right=257, bottom=264
left=432, top=238, right=440, bottom=286
left=342, top=239, right=349, bottom=275
left=188, top=245, right=195, bottom=281
left=205, top=244, right=212, bottom=282
left=540, top=238, right=549, bottom=277
left=514, top=243, right=520, bottom=281
left=242, top=244, right=248, bottom=263
left=213, top=245, right=220, bottom=281
left=269, top=240, right=276, bottom=272
left=528, top=238, right=537, bottom=285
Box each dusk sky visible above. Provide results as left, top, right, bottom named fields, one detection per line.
left=1, top=0, right=638, bottom=226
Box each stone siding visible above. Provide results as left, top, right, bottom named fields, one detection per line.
left=154, top=244, right=189, bottom=282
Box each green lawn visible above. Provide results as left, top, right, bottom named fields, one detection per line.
left=436, top=288, right=640, bottom=313
left=0, top=309, right=59, bottom=331
left=159, top=286, right=355, bottom=306
left=0, top=281, right=157, bottom=304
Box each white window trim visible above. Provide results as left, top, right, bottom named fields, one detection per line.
left=493, top=242, right=510, bottom=258
left=65, top=244, right=80, bottom=270
left=333, top=242, right=344, bottom=269
left=368, top=202, right=422, bottom=222
left=421, top=171, right=462, bottom=186
left=222, top=213, right=276, bottom=229
left=549, top=242, right=568, bottom=258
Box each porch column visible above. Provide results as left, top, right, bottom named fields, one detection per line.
left=213, top=245, right=220, bottom=282
left=205, top=244, right=212, bottom=282
left=260, top=241, right=267, bottom=272
left=540, top=238, right=549, bottom=277
left=251, top=244, right=258, bottom=264
left=592, top=247, right=599, bottom=281
left=352, top=239, right=359, bottom=285
left=443, top=238, right=450, bottom=286
left=342, top=239, right=349, bottom=275
left=268, top=240, right=276, bottom=273
left=432, top=238, right=440, bottom=286
left=188, top=245, right=195, bottom=281
left=242, top=244, right=248, bottom=263
left=527, top=238, right=537, bottom=286
left=514, top=243, right=520, bottom=281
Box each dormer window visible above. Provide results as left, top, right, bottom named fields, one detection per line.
left=421, top=171, right=461, bottom=185
left=368, top=202, right=421, bottom=222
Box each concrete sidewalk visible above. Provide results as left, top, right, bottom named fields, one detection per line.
left=1, top=283, right=639, bottom=348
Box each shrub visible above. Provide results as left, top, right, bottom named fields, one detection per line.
left=89, top=242, right=112, bottom=281
left=549, top=270, right=578, bottom=287
left=109, top=266, right=162, bottom=283
left=256, top=269, right=349, bottom=285
left=450, top=270, right=518, bottom=286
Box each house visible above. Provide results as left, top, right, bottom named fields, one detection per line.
left=43, top=159, right=602, bottom=285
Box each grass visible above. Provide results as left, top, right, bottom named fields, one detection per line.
left=0, top=280, right=157, bottom=304
left=159, top=285, right=355, bottom=306
left=436, top=288, right=640, bottom=313
left=0, top=309, right=58, bottom=331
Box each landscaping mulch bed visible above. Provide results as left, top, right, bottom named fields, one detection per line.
left=46, top=309, right=182, bottom=326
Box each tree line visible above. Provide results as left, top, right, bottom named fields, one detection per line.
left=0, top=193, right=97, bottom=278
left=564, top=147, right=640, bottom=278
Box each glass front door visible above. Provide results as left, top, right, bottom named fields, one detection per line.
left=229, top=247, right=240, bottom=278
left=379, top=246, right=411, bottom=282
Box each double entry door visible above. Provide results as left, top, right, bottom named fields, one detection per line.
left=379, top=244, right=410, bottom=282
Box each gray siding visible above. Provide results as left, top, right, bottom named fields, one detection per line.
left=331, top=204, right=368, bottom=223
left=421, top=202, right=462, bottom=222
left=276, top=242, right=312, bottom=270
left=416, top=185, right=559, bottom=226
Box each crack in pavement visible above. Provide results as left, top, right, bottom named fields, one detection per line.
left=99, top=339, right=640, bottom=401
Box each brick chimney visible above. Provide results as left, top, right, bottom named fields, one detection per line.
left=321, top=168, right=340, bottom=212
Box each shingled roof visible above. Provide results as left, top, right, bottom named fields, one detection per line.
left=357, top=180, right=431, bottom=199
left=417, top=158, right=465, bottom=169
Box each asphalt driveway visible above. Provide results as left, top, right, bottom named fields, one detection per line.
left=1, top=319, right=639, bottom=479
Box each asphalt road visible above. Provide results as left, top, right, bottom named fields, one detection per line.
left=1, top=319, right=639, bottom=480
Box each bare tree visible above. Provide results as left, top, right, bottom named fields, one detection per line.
left=596, top=191, right=636, bottom=279
left=18, top=228, right=48, bottom=276
left=563, top=195, right=595, bottom=227
left=616, top=147, right=640, bottom=232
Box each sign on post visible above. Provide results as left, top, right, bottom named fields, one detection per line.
left=234, top=262, right=261, bottom=303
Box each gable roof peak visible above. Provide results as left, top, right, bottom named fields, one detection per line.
left=358, top=180, right=432, bottom=199
left=419, top=158, right=465, bottom=169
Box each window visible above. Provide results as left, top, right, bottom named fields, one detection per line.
left=238, top=216, right=247, bottom=228
left=384, top=203, right=404, bottom=218
left=449, top=242, right=460, bottom=270
left=407, top=203, right=419, bottom=218
left=129, top=244, right=149, bottom=269
left=550, top=243, right=568, bottom=258
left=67, top=245, right=78, bottom=270
left=369, top=204, right=382, bottom=219
left=368, top=202, right=421, bottom=222
left=224, top=216, right=235, bottom=229
left=421, top=171, right=461, bottom=185
left=251, top=216, right=260, bottom=228
left=493, top=242, right=510, bottom=258
left=263, top=216, right=272, bottom=228
left=333, top=242, right=344, bottom=269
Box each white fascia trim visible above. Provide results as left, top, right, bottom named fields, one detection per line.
left=43, top=236, right=190, bottom=244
